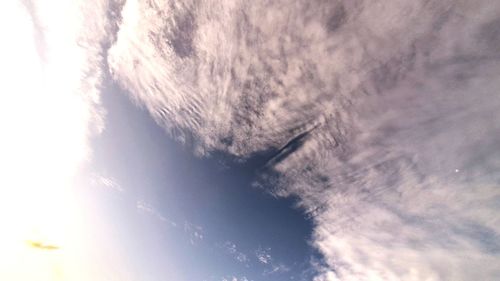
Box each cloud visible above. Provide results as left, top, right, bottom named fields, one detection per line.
left=220, top=242, right=289, bottom=274
left=221, top=276, right=249, bottom=281
left=108, top=0, right=500, bottom=280
left=136, top=200, right=208, bottom=247
left=255, top=247, right=272, bottom=265
left=92, top=174, right=124, bottom=192
left=221, top=241, right=249, bottom=265
left=184, top=221, right=204, bottom=245
left=264, top=263, right=290, bottom=276
left=136, top=200, right=178, bottom=227
left=255, top=246, right=290, bottom=275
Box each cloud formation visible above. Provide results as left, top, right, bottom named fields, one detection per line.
left=221, top=241, right=249, bottom=265
left=107, top=0, right=500, bottom=280
left=221, top=276, right=249, bottom=281
left=255, top=246, right=290, bottom=276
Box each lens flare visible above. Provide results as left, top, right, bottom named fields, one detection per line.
left=0, top=1, right=100, bottom=280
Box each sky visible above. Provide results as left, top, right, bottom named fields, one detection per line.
left=1, top=0, right=500, bottom=281
left=87, top=84, right=318, bottom=281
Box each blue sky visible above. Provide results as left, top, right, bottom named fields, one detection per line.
left=86, top=83, right=320, bottom=281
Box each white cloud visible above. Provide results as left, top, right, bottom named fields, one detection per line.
left=221, top=275, right=250, bottom=281
left=221, top=241, right=249, bottom=264
left=255, top=247, right=272, bottom=265
left=255, top=247, right=290, bottom=275
left=136, top=200, right=179, bottom=229
left=184, top=221, right=204, bottom=245
left=107, top=0, right=500, bottom=280
left=91, top=174, right=124, bottom=192
left=265, top=263, right=290, bottom=276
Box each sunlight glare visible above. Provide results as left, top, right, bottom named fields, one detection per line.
left=0, top=1, right=100, bottom=280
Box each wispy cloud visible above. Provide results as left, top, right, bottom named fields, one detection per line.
left=221, top=241, right=249, bottom=265
left=255, top=247, right=272, bottom=265
left=136, top=200, right=177, bottom=227
left=107, top=0, right=500, bottom=280
left=255, top=247, right=290, bottom=275
left=221, top=276, right=250, bottom=281
left=91, top=174, right=124, bottom=192
left=264, top=263, right=290, bottom=276
left=184, top=221, right=204, bottom=245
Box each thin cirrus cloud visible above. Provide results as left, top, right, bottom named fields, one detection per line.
left=106, top=0, right=500, bottom=280
left=255, top=247, right=290, bottom=276
left=221, top=241, right=250, bottom=265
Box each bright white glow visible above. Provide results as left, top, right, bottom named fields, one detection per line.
left=0, top=1, right=104, bottom=280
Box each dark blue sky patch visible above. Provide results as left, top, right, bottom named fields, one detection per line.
left=88, top=83, right=318, bottom=281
